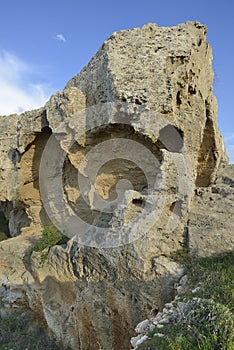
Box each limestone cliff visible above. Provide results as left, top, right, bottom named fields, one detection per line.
left=0, top=21, right=233, bottom=350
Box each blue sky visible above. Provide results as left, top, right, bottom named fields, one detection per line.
left=0, top=0, right=233, bottom=162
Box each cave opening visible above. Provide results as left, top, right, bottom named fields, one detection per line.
left=196, top=113, right=217, bottom=187
left=63, top=123, right=164, bottom=228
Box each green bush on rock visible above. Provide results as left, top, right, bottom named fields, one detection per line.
left=33, top=224, right=69, bottom=264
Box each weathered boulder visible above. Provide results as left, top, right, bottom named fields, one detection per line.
left=0, top=21, right=232, bottom=350
left=67, top=21, right=228, bottom=182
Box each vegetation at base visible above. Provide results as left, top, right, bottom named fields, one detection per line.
left=139, top=251, right=234, bottom=350
left=33, top=224, right=69, bottom=264
left=0, top=313, right=60, bottom=350
left=183, top=250, right=233, bottom=310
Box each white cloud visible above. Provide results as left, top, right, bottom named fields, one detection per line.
left=224, top=133, right=234, bottom=143
left=55, top=34, right=66, bottom=43
left=0, top=50, right=51, bottom=115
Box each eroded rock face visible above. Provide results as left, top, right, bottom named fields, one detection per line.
left=0, top=21, right=232, bottom=350
left=67, top=21, right=228, bottom=178
left=188, top=164, right=234, bottom=256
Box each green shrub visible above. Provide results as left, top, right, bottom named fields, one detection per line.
left=33, top=224, right=69, bottom=264
left=34, top=224, right=68, bottom=252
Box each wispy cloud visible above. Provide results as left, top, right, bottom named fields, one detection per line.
left=55, top=34, right=66, bottom=43
left=226, top=145, right=234, bottom=164
left=0, top=50, right=51, bottom=115
left=224, top=133, right=234, bottom=143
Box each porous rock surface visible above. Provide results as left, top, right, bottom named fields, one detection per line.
left=0, top=21, right=233, bottom=350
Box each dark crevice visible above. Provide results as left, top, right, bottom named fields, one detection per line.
left=188, top=85, right=196, bottom=95
left=176, top=91, right=182, bottom=106
left=0, top=209, right=10, bottom=240
left=205, top=100, right=211, bottom=118
left=196, top=114, right=217, bottom=187
left=134, top=98, right=142, bottom=105
left=8, top=148, right=21, bottom=168
left=170, top=56, right=187, bottom=65
left=182, top=225, right=189, bottom=249
left=198, top=38, right=203, bottom=46
left=132, top=197, right=145, bottom=208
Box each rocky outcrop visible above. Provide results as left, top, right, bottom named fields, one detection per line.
left=0, top=21, right=232, bottom=350
left=188, top=164, right=234, bottom=257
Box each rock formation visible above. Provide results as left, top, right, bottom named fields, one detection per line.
left=0, top=21, right=233, bottom=350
